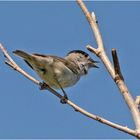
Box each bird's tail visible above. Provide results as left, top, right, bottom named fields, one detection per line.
left=13, top=50, right=32, bottom=60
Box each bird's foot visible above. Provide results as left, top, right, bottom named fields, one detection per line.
left=60, top=95, right=68, bottom=104
left=39, top=82, right=49, bottom=90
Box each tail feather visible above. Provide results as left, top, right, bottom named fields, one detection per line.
left=13, top=50, right=34, bottom=69
left=13, top=50, right=31, bottom=60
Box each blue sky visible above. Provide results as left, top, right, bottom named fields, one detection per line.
left=0, top=1, right=140, bottom=139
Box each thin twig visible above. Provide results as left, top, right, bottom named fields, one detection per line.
left=76, top=0, right=140, bottom=137
left=1, top=43, right=140, bottom=138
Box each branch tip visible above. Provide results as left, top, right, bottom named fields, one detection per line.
left=5, top=60, right=12, bottom=66
left=111, top=48, right=124, bottom=81
left=86, top=45, right=100, bottom=56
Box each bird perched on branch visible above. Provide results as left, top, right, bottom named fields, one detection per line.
left=13, top=49, right=98, bottom=102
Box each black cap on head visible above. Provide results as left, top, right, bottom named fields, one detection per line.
left=67, top=50, right=89, bottom=57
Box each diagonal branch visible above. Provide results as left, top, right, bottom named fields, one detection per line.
left=1, top=43, right=140, bottom=138
left=76, top=0, right=140, bottom=136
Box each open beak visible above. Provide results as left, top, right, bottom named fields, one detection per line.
left=88, top=58, right=99, bottom=68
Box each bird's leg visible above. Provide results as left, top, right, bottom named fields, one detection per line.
left=54, top=77, right=68, bottom=104
left=59, top=85, right=68, bottom=99
left=39, top=82, right=49, bottom=90
left=59, top=86, right=68, bottom=104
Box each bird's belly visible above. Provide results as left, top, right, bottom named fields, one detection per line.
left=56, top=69, right=79, bottom=88
left=36, top=66, right=79, bottom=89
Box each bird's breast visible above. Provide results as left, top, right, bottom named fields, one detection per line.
left=54, top=67, right=80, bottom=88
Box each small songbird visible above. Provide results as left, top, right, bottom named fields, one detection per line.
left=13, top=50, right=98, bottom=101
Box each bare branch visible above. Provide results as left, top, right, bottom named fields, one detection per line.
left=77, top=0, right=140, bottom=136
left=77, top=0, right=104, bottom=52
left=1, top=43, right=140, bottom=138
left=67, top=100, right=139, bottom=138
left=86, top=45, right=100, bottom=56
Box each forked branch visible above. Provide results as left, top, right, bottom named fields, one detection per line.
left=77, top=0, right=140, bottom=137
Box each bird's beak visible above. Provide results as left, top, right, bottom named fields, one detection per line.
left=88, top=58, right=99, bottom=68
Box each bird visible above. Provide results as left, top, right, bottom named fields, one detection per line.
left=13, top=49, right=99, bottom=102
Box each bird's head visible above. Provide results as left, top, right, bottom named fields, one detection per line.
left=66, top=50, right=99, bottom=75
